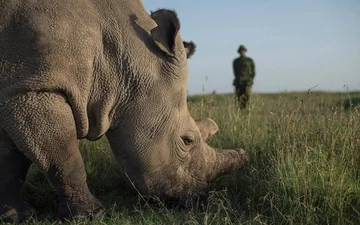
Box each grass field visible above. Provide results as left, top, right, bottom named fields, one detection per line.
left=18, top=91, right=360, bottom=224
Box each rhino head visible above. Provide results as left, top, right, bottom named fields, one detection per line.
left=104, top=9, right=249, bottom=198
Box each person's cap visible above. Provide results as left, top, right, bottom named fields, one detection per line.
left=238, top=45, right=247, bottom=52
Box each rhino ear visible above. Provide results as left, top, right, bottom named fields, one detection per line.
left=183, top=41, right=196, bottom=59
left=195, top=118, right=219, bottom=142
left=150, top=9, right=180, bottom=57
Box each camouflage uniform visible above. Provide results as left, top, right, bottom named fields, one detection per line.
left=232, top=45, right=255, bottom=109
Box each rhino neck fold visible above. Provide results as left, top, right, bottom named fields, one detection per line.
left=84, top=1, right=158, bottom=141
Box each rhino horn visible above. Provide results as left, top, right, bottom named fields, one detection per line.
left=207, top=148, right=250, bottom=181
left=195, top=118, right=219, bottom=142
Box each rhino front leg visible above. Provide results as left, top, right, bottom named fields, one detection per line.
left=0, top=137, right=34, bottom=223
left=46, top=134, right=104, bottom=221
left=1, top=93, right=104, bottom=221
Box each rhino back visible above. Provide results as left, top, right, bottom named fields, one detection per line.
left=0, top=0, right=156, bottom=140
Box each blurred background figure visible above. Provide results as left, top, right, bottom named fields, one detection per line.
left=233, top=45, right=256, bottom=109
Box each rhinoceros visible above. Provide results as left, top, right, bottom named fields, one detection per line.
left=0, top=0, right=249, bottom=222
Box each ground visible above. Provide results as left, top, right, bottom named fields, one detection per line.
left=12, top=91, right=360, bottom=224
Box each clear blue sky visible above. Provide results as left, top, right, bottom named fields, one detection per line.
left=143, top=0, right=360, bottom=94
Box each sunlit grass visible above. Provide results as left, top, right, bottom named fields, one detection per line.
left=19, top=91, right=360, bottom=224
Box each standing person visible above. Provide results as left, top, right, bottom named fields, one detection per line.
left=232, top=45, right=256, bottom=109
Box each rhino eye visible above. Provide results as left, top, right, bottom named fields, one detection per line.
left=181, top=136, right=193, bottom=146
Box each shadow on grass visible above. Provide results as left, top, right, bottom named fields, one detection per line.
left=21, top=163, right=140, bottom=222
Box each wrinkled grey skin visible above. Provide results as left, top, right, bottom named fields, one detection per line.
left=0, top=0, right=249, bottom=222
